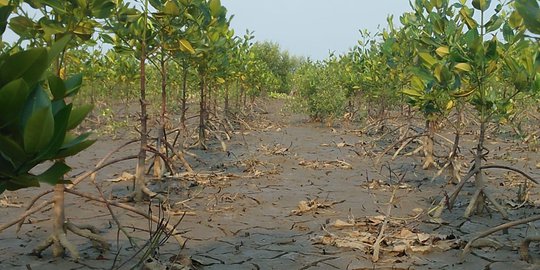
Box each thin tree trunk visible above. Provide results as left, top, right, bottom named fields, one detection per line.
left=155, top=55, right=167, bottom=178
left=181, top=65, right=188, bottom=129
left=422, top=119, right=436, bottom=170
left=235, top=82, right=241, bottom=112
left=242, top=87, right=247, bottom=111
left=470, top=120, right=487, bottom=215
left=52, top=183, right=66, bottom=257
left=53, top=51, right=67, bottom=257
left=134, top=41, right=148, bottom=202
left=224, top=83, right=229, bottom=118
left=198, top=72, right=206, bottom=149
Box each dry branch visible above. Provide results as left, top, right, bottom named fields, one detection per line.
left=372, top=188, right=397, bottom=262
left=463, top=214, right=540, bottom=257
left=65, top=189, right=186, bottom=246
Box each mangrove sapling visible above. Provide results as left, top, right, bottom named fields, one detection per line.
left=147, top=0, right=197, bottom=178
left=432, top=0, right=540, bottom=220
left=105, top=0, right=163, bottom=202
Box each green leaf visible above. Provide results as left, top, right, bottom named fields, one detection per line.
left=502, top=22, right=515, bottom=42
left=91, top=0, right=115, bottom=18
left=411, top=75, right=426, bottom=91
left=67, top=104, right=93, bottom=130
left=164, top=0, right=180, bottom=15
left=418, top=52, right=437, bottom=67
left=459, top=7, right=478, bottom=29
left=485, top=39, right=498, bottom=60
left=209, top=0, right=221, bottom=17
left=509, top=10, right=524, bottom=29
left=36, top=162, right=70, bottom=185
left=0, top=48, right=48, bottom=85
left=48, top=75, right=66, bottom=100
left=484, top=14, right=504, bottom=33
left=472, top=0, right=491, bottom=11
left=0, top=6, right=13, bottom=36
left=48, top=34, right=72, bottom=66
left=0, top=79, right=30, bottom=128
left=65, top=73, right=83, bottom=96
left=40, top=0, right=67, bottom=13
left=402, top=88, right=423, bottom=98
left=515, top=0, right=540, bottom=34
left=6, top=174, right=40, bottom=190
left=454, top=63, right=472, bottom=72
left=23, top=103, right=55, bottom=154
left=9, top=16, right=35, bottom=37
left=179, top=39, right=196, bottom=54
left=0, top=135, right=26, bottom=168
left=56, top=134, right=95, bottom=159
left=435, top=46, right=449, bottom=57
left=33, top=103, right=71, bottom=162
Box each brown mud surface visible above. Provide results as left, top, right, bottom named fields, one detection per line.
left=1, top=99, right=540, bottom=270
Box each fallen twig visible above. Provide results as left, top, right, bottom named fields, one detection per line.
left=462, top=214, right=540, bottom=257
left=372, top=187, right=397, bottom=262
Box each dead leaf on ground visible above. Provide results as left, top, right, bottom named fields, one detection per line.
left=360, top=179, right=412, bottom=191
left=0, top=198, right=22, bottom=208
left=314, top=217, right=464, bottom=262
left=298, top=159, right=353, bottom=170
left=258, top=143, right=291, bottom=155
left=291, top=199, right=345, bottom=216
left=107, top=171, right=135, bottom=182
left=332, top=219, right=356, bottom=228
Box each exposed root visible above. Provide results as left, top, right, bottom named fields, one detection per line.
left=462, top=214, right=540, bottom=258
left=163, top=140, right=193, bottom=173
left=207, top=127, right=228, bottom=152
left=65, top=189, right=186, bottom=246
left=481, top=165, right=539, bottom=185
left=65, top=222, right=110, bottom=251
left=520, top=235, right=540, bottom=262
left=375, top=134, right=424, bottom=165
left=430, top=165, right=477, bottom=220
left=32, top=230, right=80, bottom=260
left=127, top=185, right=168, bottom=204
left=372, top=188, right=397, bottom=262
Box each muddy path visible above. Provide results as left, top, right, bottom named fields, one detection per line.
left=1, top=99, right=540, bottom=270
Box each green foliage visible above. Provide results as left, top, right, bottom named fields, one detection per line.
left=0, top=36, right=94, bottom=193
left=250, top=41, right=300, bottom=93
left=515, top=0, right=540, bottom=34
left=293, top=59, right=347, bottom=120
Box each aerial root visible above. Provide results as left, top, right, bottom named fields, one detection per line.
left=520, top=235, right=540, bottom=262
left=127, top=185, right=168, bottom=204
left=463, top=187, right=508, bottom=219
left=462, top=214, right=540, bottom=260
left=66, top=189, right=186, bottom=247
left=32, top=221, right=109, bottom=261
left=432, top=164, right=535, bottom=220
left=65, top=222, right=110, bottom=251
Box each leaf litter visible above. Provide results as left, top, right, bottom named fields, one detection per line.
left=312, top=215, right=464, bottom=262
left=298, top=159, right=353, bottom=170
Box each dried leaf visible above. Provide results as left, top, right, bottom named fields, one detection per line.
left=399, top=228, right=416, bottom=239
left=409, top=245, right=432, bottom=253
left=417, top=233, right=431, bottom=243
left=107, top=172, right=135, bottom=182
left=334, top=237, right=371, bottom=251
left=333, top=219, right=355, bottom=228
left=367, top=215, right=385, bottom=225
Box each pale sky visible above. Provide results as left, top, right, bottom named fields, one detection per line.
left=222, top=0, right=413, bottom=60
left=2, top=1, right=413, bottom=60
